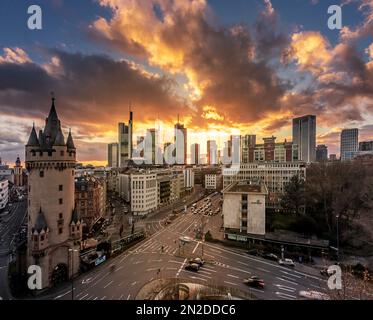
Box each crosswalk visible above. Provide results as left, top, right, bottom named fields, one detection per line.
left=133, top=241, right=179, bottom=255
left=274, top=270, right=301, bottom=300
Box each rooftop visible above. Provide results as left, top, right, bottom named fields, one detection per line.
left=223, top=181, right=267, bottom=194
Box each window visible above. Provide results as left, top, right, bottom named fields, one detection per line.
left=242, top=221, right=247, bottom=227
left=58, top=227, right=63, bottom=234
left=40, top=171, right=44, bottom=178
left=59, top=198, right=63, bottom=205
left=33, top=235, right=38, bottom=242
left=59, top=213, right=63, bottom=219
left=29, top=185, right=31, bottom=192
left=72, top=226, right=75, bottom=232
left=60, top=150, right=64, bottom=156
left=59, top=185, right=63, bottom=191
left=77, top=226, right=80, bottom=231
left=41, top=235, right=44, bottom=241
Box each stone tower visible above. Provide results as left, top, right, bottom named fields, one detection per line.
left=25, top=96, right=82, bottom=289
left=14, top=156, right=23, bottom=187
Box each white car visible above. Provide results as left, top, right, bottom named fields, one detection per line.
left=179, top=236, right=192, bottom=243
left=299, top=290, right=330, bottom=300
left=278, top=258, right=295, bottom=267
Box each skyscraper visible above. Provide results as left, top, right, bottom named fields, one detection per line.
left=190, top=143, right=200, bottom=165
left=359, top=141, right=373, bottom=151
left=316, top=144, right=328, bottom=162
left=241, top=135, right=256, bottom=163
left=118, top=110, right=133, bottom=167
left=25, top=96, right=81, bottom=289
left=108, top=143, right=119, bottom=167
left=292, top=115, right=316, bottom=163
left=340, top=128, right=359, bottom=161
left=207, top=140, right=217, bottom=165
left=174, top=116, right=187, bottom=165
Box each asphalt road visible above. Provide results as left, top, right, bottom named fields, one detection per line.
left=0, top=200, right=27, bottom=300
left=46, top=193, right=330, bottom=301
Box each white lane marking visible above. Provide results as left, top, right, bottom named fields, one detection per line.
left=237, top=261, right=247, bottom=266
left=101, top=296, right=106, bottom=300
left=93, top=297, right=98, bottom=300
left=275, top=284, right=296, bottom=291
left=224, top=281, right=238, bottom=286
left=168, top=260, right=183, bottom=264
left=119, top=294, right=124, bottom=300
left=192, top=241, right=199, bottom=254
left=257, top=267, right=270, bottom=273
left=149, top=259, right=163, bottom=263
left=104, top=280, right=114, bottom=288
left=54, top=290, right=72, bottom=300
left=275, top=285, right=296, bottom=293
left=127, top=294, right=131, bottom=300
left=146, top=268, right=160, bottom=272
left=280, top=270, right=302, bottom=278
left=281, top=275, right=300, bottom=282
left=133, top=260, right=145, bottom=265
left=275, top=277, right=298, bottom=286
left=209, top=248, right=222, bottom=254
left=176, top=258, right=188, bottom=277
left=79, top=293, right=89, bottom=300
left=203, top=267, right=217, bottom=273
left=190, top=276, right=207, bottom=282
left=227, top=274, right=239, bottom=279
left=276, top=292, right=297, bottom=300
left=204, top=253, right=215, bottom=259
left=247, top=287, right=264, bottom=294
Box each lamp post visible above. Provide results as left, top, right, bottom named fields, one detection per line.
left=69, top=248, right=78, bottom=300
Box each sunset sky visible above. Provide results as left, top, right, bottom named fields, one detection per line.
left=0, top=0, right=373, bottom=166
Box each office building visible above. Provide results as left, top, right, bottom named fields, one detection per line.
left=174, top=117, right=187, bottom=165
left=190, top=143, right=200, bottom=165
left=223, top=181, right=267, bottom=237
left=118, top=111, right=133, bottom=167
left=340, top=128, right=359, bottom=161
left=359, top=141, right=373, bottom=151
left=316, top=144, right=328, bottom=162
left=207, top=140, right=217, bottom=165
left=223, top=162, right=306, bottom=208
left=108, top=143, right=119, bottom=168
left=0, top=178, right=8, bottom=211
left=292, top=115, right=316, bottom=163
left=131, top=172, right=158, bottom=215
left=241, top=135, right=256, bottom=163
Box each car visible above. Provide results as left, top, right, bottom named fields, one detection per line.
left=189, top=257, right=205, bottom=266
left=263, top=253, right=279, bottom=261
left=180, top=236, right=192, bottom=243
left=299, top=290, right=330, bottom=300
left=279, top=258, right=295, bottom=267
left=185, top=263, right=200, bottom=272
left=243, top=276, right=265, bottom=288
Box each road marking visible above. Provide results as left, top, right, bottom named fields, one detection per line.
left=247, top=287, right=264, bottom=294
left=190, top=276, right=207, bottom=282
left=257, top=267, right=270, bottom=273
left=237, top=261, right=247, bottom=266
left=227, top=274, right=239, bottom=279
left=168, top=260, right=183, bottom=264
left=93, top=297, right=98, bottom=300
left=54, top=290, right=72, bottom=300
left=276, top=292, right=297, bottom=300
left=79, top=293, right=89, bottom=300
left=133, top=260, right=144, bottom=264
left=127, top=294, right=131, bottom=300
left=275, top=277, right=298, bottom=286
left=224, top=281, right=238, bottom=286
left=203, top=267, right=217, bottom=273
left=100, top=296, right=106, bottom=300
left=119, top=294, right=124, bottom=300
left=176, top=258, right=188, bottom=277
left=131, top=281, right=137, bottom=286
left=104, top=280, right=114, bottom=288
left=280, top=275, right=299, bottom=282
left=149, top=259, right=163, bottom=263
left=275, top=284, right=296, bottom=293
left=192, top=241, right=199, bottom=254
left=204, top=253, right=215, bottom=259
left=280, top=270, right=301, bottom=278
left=146, top=268, right=160, bottom=272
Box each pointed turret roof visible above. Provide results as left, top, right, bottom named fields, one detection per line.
left=54, top=125, right=66, bottom=146
left=34, top=207, right=48, bottom=233
left=66, top=129, right=75, bottom=150
left=44, top=97, right=61, bottom=147
left=26, top=123, right=39, bottom=147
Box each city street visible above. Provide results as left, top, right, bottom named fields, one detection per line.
left=47, top=193, right=329, bottom=301
left=0, top=200, right=27, bottom=300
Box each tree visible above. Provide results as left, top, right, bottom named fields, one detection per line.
left=280, top=175, right=305, bottom=215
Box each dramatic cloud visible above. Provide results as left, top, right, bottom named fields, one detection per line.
left=92, top=0, right=289, bottom=127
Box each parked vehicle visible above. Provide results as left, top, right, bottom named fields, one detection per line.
left=279, top=258, right=295, bottom=267
left=189, top=257, right=205, bottom=266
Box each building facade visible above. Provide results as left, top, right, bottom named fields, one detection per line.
left=359, top=141, right=373, bottom=151
left=25, top=97, right=81, bottom=289
left=223, top=162, right=306, bottom=208
left=174, top=120, right=187, bottom=165
left=0, top=178, right=8, bottom=211
left=108, top=143, right=119, bottom=168
left=75, top=176, right=106, bottom=232
left=118, top=111, right=133, bottom=167
left=223, top=181, right=267, bottom=237
left=183, top=168, right=195, bottom=191
left=190, top=143, right=200, bottom=165
left=207, top=140, right=217, bottom=165
left=316, top=144, right=328, bottom=162
left=241, top=135, right=256, bottom=163
left=131, top=172, right=158, bottom=215
left=292, top=115, right=316, bottom=163
left=341, top=128, right=359, bottom=161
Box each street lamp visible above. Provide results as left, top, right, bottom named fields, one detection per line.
left=68, top=248, right=78, bottom=300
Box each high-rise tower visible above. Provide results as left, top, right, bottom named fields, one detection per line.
left=25, top=96, right=81, bottom=289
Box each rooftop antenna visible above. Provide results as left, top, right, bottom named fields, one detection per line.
left=50, top=91, right=55, bottom=102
